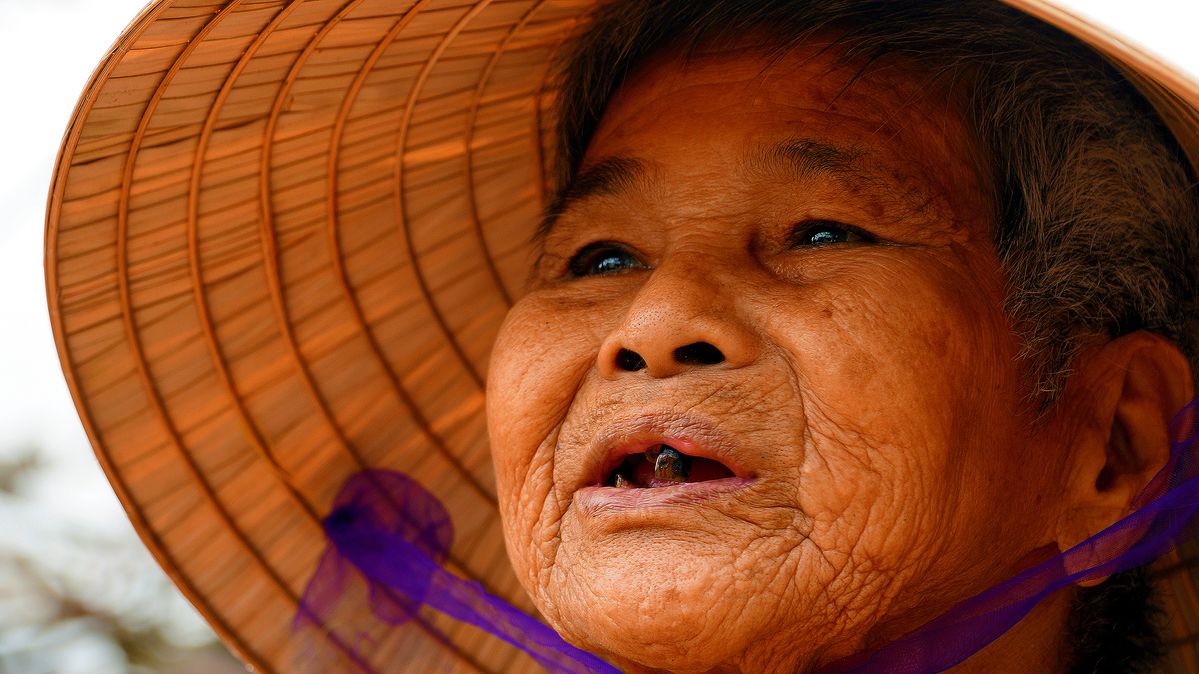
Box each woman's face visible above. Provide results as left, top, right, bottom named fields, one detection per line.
left=486, top=43, right=1073, bottom=672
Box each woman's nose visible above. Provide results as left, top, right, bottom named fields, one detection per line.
left=596, top=259, right=760, bottom=379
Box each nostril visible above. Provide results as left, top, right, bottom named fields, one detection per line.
left=615, top=348, right=647, bottom=371
left=673, top=341, right=725, bottom=366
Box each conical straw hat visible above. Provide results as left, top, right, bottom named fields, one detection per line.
left=43, top=0, right=1199, bottom=672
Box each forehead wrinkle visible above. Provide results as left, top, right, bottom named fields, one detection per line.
left=747, top=136, right=936, bottom=219
left=748, top=137, right=866, bottom=183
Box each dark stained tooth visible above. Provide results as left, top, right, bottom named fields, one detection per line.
left=653, top=446, right=690, bottom=483
left=613, top=472, right=633, bottom=489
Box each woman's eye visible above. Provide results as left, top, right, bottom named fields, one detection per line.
left=789, top=220, right=873, bottom=247
left=566, top=241, right=647, bottom=278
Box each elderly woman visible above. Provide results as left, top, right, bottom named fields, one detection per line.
left=45, top=0, right=1199, bottom=673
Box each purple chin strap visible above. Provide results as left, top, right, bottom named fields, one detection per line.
left=295, top=399, right=1199, bottom=674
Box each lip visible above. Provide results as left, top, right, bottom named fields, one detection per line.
left=574, top=477, right=757, bottom=518
left=583, top=411, right=754, bottom=489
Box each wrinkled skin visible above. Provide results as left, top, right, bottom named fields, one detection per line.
left=484, top=42, right=1156, bottom=673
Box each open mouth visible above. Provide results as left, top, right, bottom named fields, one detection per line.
left=605, top=444, right=736, bottom=488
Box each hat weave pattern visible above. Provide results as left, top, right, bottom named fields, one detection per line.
left=48, top=0, right=590, bottom=670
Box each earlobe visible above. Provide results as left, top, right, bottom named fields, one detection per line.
left=1052, top=332, right=1193, bottom=585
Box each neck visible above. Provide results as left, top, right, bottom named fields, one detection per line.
left=948, top=586, right=1073, bottom=673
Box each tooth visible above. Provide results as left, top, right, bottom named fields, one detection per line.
left=613, top=471, right=633, bottom=489
left=653, top=446, right=690, bottom=483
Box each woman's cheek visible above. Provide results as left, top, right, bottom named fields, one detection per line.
left=486, top=293, right=605, bottom=587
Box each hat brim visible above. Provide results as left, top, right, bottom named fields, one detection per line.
left=43, top=1, right=1199, bottom=672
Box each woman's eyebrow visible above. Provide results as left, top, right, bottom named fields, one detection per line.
left=535, top=156, right=649, bottom=244
left=534, top=138, right=894, bottom=248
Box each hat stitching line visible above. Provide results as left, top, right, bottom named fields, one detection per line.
left=326, top=0, right=499, bottom=512
left=44, top=2, right=271, bottom=670
left=56, top=213, right=424, bottom=356
left=531, top=29, right=555, bottom=213
left=530, top=7, right=590, bottom=217
left=461, top=0, right=550, bottom=309
left=124, top=2, right=474, bottom=673
left=257, top=0, right=499, bottom=669
left=365, top=3, right=579, bottom=662
left=256, top=1, right=510, bottom=669
left=320, top=0, right=522, bottom=606
left=258, top=0, right=448, bottom=529
left=191, top=0, right=335, bottom=535
left=110, top=3, right=375, bottom=673
left=394, top=0, right=495, bottom=395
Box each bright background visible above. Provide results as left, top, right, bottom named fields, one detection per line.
left=0, top=1, right=1196, bottom=672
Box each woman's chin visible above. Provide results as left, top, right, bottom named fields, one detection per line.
left=539, top=544, right=788, bottom=672
left=551, top=601, right=739, bottom=673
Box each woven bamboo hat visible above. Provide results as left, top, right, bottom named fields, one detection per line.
left=44, top=0, right=1199, bottom=672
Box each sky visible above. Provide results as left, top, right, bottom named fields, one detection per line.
left=0, top=0, right=1197, bottom=661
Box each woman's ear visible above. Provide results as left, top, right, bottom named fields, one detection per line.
left=1053, top=332, right=1194, bottom=586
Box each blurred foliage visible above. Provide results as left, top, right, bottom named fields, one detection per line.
left=0, top=445, right=246, bottom=674
left=0, top=446, right=39, bottom=496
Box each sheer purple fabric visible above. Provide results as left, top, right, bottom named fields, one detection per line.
left=293, top=470, right=619, bottom=673
left=296, top=399, right=1199, bottom=674
left=820, top=397, right=1199, bottom=673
